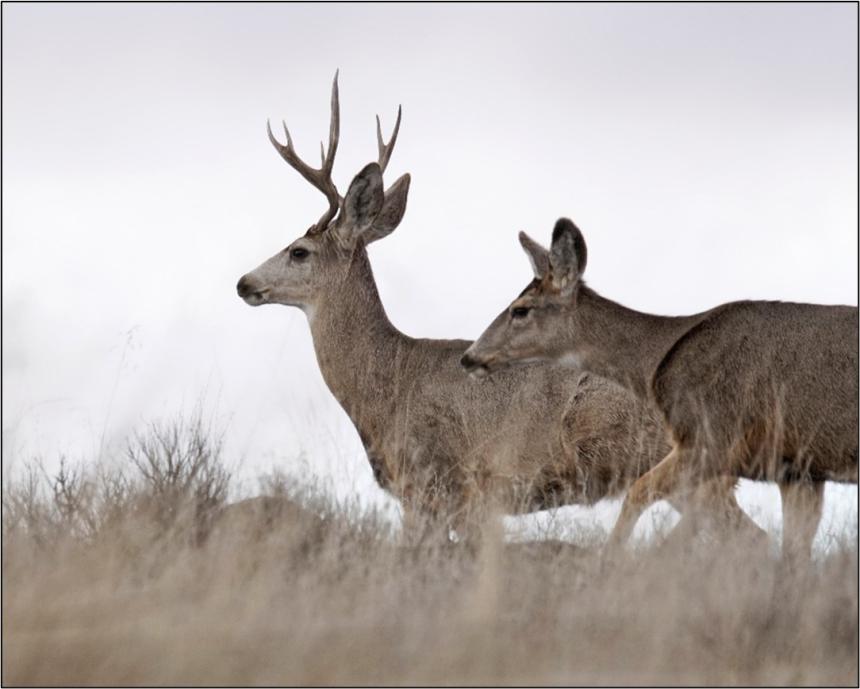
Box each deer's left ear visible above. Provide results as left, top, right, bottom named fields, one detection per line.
left=360, top=174, right=410, bottom=245
left=340, top=163, right=385, bottom=238
left=549, top=218, right=587, bottom=295
left=519, top=231, right=550, bottom=279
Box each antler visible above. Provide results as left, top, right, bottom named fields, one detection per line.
left=375, top=105, right=402, bottom=175
left=267, top=71, right=341, bottom=233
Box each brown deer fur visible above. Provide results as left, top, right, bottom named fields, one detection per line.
left=463, top=218, right=857, bottom=557
left=237, top=77, right=761, bottom=541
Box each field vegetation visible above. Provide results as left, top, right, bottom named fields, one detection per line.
left=3, top=414, right=857, bottom=686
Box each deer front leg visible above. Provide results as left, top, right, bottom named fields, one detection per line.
left=401, top=506, right=454, bottom=548
left=608, top=445, right=696, bottom=550
left=779, top=480, right=824, bottom=564
left=399, top=486, right=453, bottom=549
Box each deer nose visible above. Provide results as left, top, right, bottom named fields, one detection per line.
left=460, top=353, right=478, bottom=370
left=461, top=353, right=490, bottom=379
left=236, top=275, right=253, bottom=298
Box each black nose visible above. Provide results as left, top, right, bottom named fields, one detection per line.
left=236, top=275, right=252, bottom=298
left=460, top=353, right=477, bottom=370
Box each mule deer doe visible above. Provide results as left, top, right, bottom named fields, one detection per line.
left=237, top=75, right=762, bottom=543
left=462, top=218, right=858, bottom=558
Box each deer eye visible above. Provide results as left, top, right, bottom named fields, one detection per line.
left=511, top=306, right=531, bottom=319
left=290, top=247, right=309, bottom=260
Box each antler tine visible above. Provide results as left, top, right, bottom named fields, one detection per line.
left=323, top=69, right=340, bottom=175
left=375, top=104, right=402, bottom=175
left=267, top=70, right=341, bottom=232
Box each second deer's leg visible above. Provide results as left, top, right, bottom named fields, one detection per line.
left=664, top=476, right=767, bottom=547
left=692, top=476, right=768, bottom=542
left=607, top=445, right=707, bottom=549
left=779, top=480, right=825, bottom=563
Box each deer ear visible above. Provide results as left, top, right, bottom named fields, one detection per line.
left=341, top=163, right=385, bottom=234
left=519, top=231, right=550, bottom=279
left=549, top=218, right=587, bottom=295
left=360, top=174, right=410, bottom=245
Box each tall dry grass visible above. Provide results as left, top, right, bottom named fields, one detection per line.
left=2, top=415, right=857, bottom=686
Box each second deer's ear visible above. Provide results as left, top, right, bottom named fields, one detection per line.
left=519, top=231, right=550, bottom=279
left=360, top=174, right=411, bottom=245
left=549, top=218, right=587, bottom=295
left=341, top=163, right=385, bottom=234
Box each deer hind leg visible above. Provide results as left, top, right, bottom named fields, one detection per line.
left=607, top=444, right=698, bottom=549
left=665, top=476, right=768, bottom=547
left=693, top=476, right=768, bottom=542
left=779, top=480, right=825, bottom=564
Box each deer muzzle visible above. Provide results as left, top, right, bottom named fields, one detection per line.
left=460, top=352, right=491, bottom=379
left=236, top=274, right=269, bottom=306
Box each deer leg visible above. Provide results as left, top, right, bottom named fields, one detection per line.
left=684, top=476, right=768, bottom=544
left=607, top=445, right=702, bottom=549
left=400, top=495, right=453, bottom=549
left=661, top=496, right=700, bottom=548
left=779, top=480, right=824, bottom=564
left=399, top=504, right=424, bottom=547
left=664, top=478, right=737, bottom=545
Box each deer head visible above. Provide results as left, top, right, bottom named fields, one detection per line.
left=461, top=218, right=588, bottom=377
left=236, top=73, right=411, bottom=315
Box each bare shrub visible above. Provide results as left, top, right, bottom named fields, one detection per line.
left=50, top=457, right=98, bottom=537
left=2, top=462, right=52, bottom=543
left=125, top=413, right=230, bottom=542
left=3, top=457, right=99, bottom=546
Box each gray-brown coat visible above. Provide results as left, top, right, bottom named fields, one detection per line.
left=237, top=77, right=758, bottom=540
left=463, top=218, right=858, bottom=556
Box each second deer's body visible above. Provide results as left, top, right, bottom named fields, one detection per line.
left=463, top=219, right=858, bottom=556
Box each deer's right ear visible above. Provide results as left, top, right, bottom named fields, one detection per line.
left=361, top=174, right=411, bottom=245
left=519, top=231, right=550, bottom=279
left=549, top=218, right=587, bottom=295
left=340, top=163, right=385, bottom=236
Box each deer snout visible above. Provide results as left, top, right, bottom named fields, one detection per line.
left=236, top=275, right=269, bottom=305
left=460, top=352, right=490, bottom=379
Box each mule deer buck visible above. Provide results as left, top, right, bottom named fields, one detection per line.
left=462, top=218, right=858, bottom=558
left=236, top=75, right=762, bottom=543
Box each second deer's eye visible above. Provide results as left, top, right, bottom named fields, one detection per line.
left=290, top=247, right=309, bottom=260
left=511, top=306, right=531, bottom=319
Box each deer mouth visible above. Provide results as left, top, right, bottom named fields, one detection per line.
left=236, top=276, right=270, bottom=306
left=242, top=290, right=270, bottom=306
left=468, top=365, right=490, bottom=380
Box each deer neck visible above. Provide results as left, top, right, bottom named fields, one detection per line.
left=307, top=248, right=409, bottom=437
left=571, top=286, right=701, bottom=399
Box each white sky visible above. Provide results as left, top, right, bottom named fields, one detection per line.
left=3, top=4, right=857, bottom=542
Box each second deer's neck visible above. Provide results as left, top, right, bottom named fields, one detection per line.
left=572, top=286, right=701, bottom=399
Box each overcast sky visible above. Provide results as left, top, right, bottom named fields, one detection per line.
left=3, top=4, right=857, bottom=540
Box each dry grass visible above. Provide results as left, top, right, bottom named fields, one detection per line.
left=2, top=417, right=857, bottom=686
